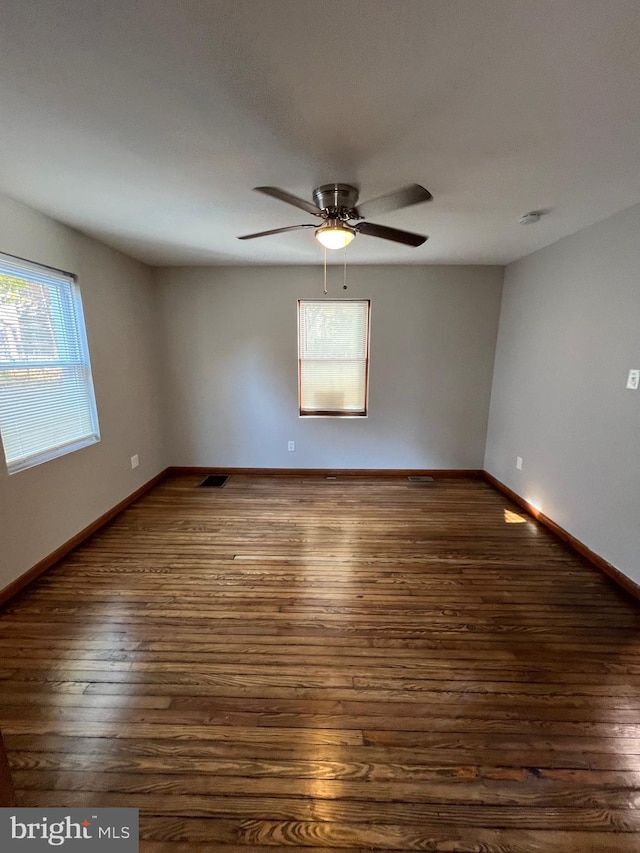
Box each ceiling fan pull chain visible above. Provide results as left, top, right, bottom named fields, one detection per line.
left=343, top=246, right=348, bottom=290
left=323, top=246, right=328, bottom=295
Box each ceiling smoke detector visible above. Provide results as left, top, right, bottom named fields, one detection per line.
left=518, top=211, right=543, bottom=225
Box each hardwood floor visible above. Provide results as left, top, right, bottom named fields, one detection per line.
left=1, top=474, right=640, bottom=851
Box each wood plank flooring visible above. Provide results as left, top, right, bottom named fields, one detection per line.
left=1, top=474, right=640, bottom=852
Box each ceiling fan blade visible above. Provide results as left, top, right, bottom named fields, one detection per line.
left=254, top=186, right=323, bottom=217
left=238, top=224, right=316, bottom=240
left=355, top=221, right=427, bottom=247
left=357, top=184, right=432, bottom=219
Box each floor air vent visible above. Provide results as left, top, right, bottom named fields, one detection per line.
left=407, top=475, right=435, bottom=483
left=199, top=475, right=229, bottom=488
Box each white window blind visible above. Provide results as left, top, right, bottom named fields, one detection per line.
left=298, top=299, right=370, bottom=416
left=0, top=253, right=100, bottom=474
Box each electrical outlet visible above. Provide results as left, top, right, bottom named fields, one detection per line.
left=626, top=369, right=640, bottom=390
left=287, top=441, right=295, bottom=452
left=516, top=456, right=523, bottom=470
left=130, top=454, right=139, bottom=469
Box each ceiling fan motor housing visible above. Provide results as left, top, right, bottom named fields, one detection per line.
left=312, top=183, right=360, bottom=218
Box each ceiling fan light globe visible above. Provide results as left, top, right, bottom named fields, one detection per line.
left=315, top=222, right=355, bottom=250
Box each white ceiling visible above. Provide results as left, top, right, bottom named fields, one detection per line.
left=1, top=0, right=640, bottom=266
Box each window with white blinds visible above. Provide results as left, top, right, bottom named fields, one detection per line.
left=0, top=253, right=100, bottom=474
left=298, top=299, right=370, bottom=416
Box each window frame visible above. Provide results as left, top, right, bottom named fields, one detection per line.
left=297, top=298, right=371, bottom=418
left=0, top=251, right=100, bottom=474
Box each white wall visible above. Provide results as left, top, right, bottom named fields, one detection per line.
left=485, top=203, right=640, bottom=583
left=0, top=194, right=167, bottom=588
left=157, top=264, right=503, bottom=470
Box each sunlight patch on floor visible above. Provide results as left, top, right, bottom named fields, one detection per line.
left=503, top=508, right=527, bottom=524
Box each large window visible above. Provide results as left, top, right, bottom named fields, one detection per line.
left=298, top=299, right=370, bottom=417
left=0, top=253, right=100, bottom=474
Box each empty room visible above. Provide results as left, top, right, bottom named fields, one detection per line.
left=0, top=1, right=639, bottom=851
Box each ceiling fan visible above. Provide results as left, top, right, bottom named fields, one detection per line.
left=238, top=183, right=432, bottom=249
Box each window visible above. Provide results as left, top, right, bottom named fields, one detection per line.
left=0, top=253, right=100, bottom=474
left=298, top=299, right=370, bottom=416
